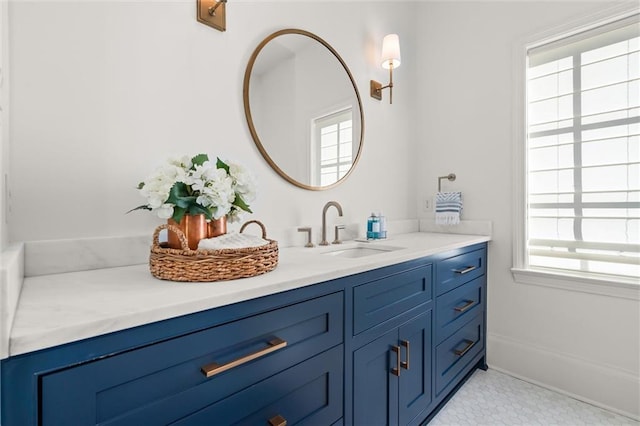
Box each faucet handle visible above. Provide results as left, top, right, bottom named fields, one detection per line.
left=297, top=227, right=315, bottom=248
left=332, top=225, right=345, bottom=245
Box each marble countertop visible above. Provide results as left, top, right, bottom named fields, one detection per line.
left=9, top=232, right=490, bottom=357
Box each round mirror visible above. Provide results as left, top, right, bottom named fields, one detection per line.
left=243, top=29, right=364, bottom=190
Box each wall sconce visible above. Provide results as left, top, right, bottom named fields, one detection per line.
left=197, top=0, right=227, bottom=32
left=370, top=34, right=401, bottom=104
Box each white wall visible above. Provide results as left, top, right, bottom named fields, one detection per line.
left=0, top=0, right=8, bottom=252
left=7, top=0, right=419, bottom=244
left=0, top=2, right=8, bottom=414
left=415, top=1, right=639, bottom=418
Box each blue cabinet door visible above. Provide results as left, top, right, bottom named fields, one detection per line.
left=353, top=328, right=399, bottom=426
left=353, top=311, right=433, bottom=426
left=398, top=310, right=432, bottom=425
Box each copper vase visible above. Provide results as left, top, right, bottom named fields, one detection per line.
left=208, top=216, right=227, bottom=238
left=167, top=214, right=209, bottom=250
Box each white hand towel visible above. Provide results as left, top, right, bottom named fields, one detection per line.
left=435, top=192, right=462, bottom=226
left=198, top=232, right=268, bottom=250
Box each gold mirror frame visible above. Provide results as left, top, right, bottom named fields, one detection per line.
left=243, top=29, right=365, bottom=191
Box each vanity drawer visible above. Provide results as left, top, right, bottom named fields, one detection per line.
left=436, top=247, right=486, bottom=296
left=40, top=292, right=343, bottom=425
left=435, top=276, right=483, bottom=344
left=435, top=313, right=484, bottom=395
left=353, top=264, right=432, bottom=335
left=173, top=345, right=343, bottom=425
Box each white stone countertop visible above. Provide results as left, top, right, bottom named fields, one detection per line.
left=9, top=232, right=490, bottom=357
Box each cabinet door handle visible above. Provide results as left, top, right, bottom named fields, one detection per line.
left=453, top=265, right=476, bottom=275
left=453, top=300, right=475, bottom=313
left=268, top=414, right=287, bottom=426
left=391, top=345, right=401, bottom=376
left=201, top=337, right=287, bottom=378
left=400, top=340, right=410, bottom=370
left=454, top=339, right=475, bottom=357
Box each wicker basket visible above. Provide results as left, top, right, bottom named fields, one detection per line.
left=149, top=220, right=278, bottom=282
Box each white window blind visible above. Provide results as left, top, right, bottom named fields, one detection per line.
left=314, top=109, right=353, bottom=187
left=526, top=14, right=640, bottom=279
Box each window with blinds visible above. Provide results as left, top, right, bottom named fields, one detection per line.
left=526, top=15, right=639, bottom=279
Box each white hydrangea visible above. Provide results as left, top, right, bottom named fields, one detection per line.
left=189, top=161, right=235, bottom=219
left=134, top=154, right=256, bottom=223
left=138, top=162, right=188, bottom=218
left=155, top=203, right=175, bottom=219
left=228, top=161, right=257, bottom=203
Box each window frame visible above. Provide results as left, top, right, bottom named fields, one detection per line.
left=310, top=106, right=354, bottom=187
left=511, top=4, right=640, bottom=300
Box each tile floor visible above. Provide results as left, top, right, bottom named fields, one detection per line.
left=429, top=369, right=639, bottom=425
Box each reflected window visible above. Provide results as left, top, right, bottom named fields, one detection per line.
left=312, top=108, right=353, bottom=186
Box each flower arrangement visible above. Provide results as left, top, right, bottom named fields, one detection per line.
left=131, top=154, right=256, bottom=224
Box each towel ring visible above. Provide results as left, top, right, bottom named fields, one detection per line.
left=438, top=173, right=456, bottom=192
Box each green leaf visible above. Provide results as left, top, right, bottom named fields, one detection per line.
left=126, top=205, right=152, bottom=214
left=136, top=182, right=145, bottom=190
left=233, top=195, right=253, bottom=214
left=216, top=157, right=230, bottom=173
left=171, top=182, right=190, bottom=197
left=166, top=183, right=195, bottom=208
left=188, top=204, right=213, bottom=220
left=191, top=154, right=209, bottom=167
left=179, top=197, right=198, bottom=209
left=172, top=206, right=187, bottom=224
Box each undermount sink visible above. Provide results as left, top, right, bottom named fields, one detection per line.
left=322, top=243, right=404, bottom=258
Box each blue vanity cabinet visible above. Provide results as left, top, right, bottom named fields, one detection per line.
left=432, top=244, right=488, bottom=406
left=1, top=241, right=489, bottom=426
left=351, top=243, right=488, bottom=426
left=352, top=263, right=434, bottom=426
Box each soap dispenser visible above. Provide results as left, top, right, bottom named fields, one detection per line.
left=367, top=212, right=376, bottom=239
left=367, top=213, right=381, bottom=239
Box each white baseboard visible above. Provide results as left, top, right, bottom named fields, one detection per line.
left=488, top=332, right=640, bottom=421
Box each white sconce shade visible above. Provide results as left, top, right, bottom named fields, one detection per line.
left=380, top=34, right=401, bottom=69
left=371, top=33, right=401, bottom=104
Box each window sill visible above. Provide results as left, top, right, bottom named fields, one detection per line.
left=511, top=268, right=640, bottom=300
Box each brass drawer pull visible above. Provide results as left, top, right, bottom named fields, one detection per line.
left=391, top=345, right=401, bottom=376
left=400, top=340, right=410, bottom=370
left=454, top=339, right=475, bottom=357
left=453, top=265, right=476, bottom=275
left=269, top=414, right=287, bottom=426
left=453, top=300, right=475, bottom=313
left=201, top=337, right=287, bottom=378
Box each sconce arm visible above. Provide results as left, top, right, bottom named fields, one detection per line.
left=370, top=64, right=395, bottom=104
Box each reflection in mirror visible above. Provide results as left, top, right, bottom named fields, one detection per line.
left=244, top=29, right=364, bottom=190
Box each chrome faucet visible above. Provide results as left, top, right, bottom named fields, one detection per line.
left=320, top=201, right=343, bottom=246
